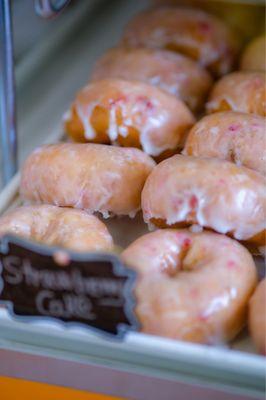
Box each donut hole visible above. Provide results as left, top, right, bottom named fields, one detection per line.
left=161, top=239, right=193, bottom=277
left=182, top=240, right=209, bottom=272
left=147, top=221, right=213, bottom=271
left=228, top=148, right=237, bottom=163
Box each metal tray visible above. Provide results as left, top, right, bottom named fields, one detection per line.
left=0, top=1, right=265, bottom=399
left=0, top=130, right=265, bottom=400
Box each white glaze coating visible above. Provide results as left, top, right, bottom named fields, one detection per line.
left=206, top=72, right=266, bottom=116
left=184, top=111, right=266, bottom=175
left=142, top=155, right=266, bottom=243
left=0, top=205, right=114, bottom=252
left=90, top=47, right=213, bottom=112
left=20, top=143, right=156, bottom=217
left=122, top=229, right=257, bottom=343
left=77, top=103, right=97, bottom=140
left=64, top=79, right=195, bottom=157
left=121, top=7, right=240, bottom=77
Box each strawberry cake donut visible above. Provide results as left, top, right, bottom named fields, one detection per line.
left=0, top=205, right=114, bottom=252
left=64, top=79, right=195, bottom=159
left=141, top=155, right=266, bottom=249
left=206, top=72, right=266, bottom=116
left=183, top=112, right=266, bottom=174
left=122, top=229, right=257, bottom=343
left=20, top=143, right=155, bottom=218
left=90, top=47, right=213, bottom=113
left=121, top=7, right=240, bottom=77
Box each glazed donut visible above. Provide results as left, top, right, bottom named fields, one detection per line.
left=0, top=205, right=114, bottom=252
left=20, top=143, right=155, bottom=218
left=64, top=79, right=195, bottom=159
left=240, top=35, right=266, bottom=72
left=249, top=279, right=266, bottom=355
left=206, top=72, right=266, bottom=116
left=141, top=155, right=266, bottom=247
left=183, top=112, right=266, bottom=174
left=120, top=7, right=240, bottom=77
left=90, top=47, right=213, bottom=113
left=121, top=229, right=257, bottom=343
left=151, top=1, right=265, bottom=43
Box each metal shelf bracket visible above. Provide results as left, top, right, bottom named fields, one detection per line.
left=0, top=0, right=17, bottom=186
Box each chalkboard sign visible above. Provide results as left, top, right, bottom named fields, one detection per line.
left=0, top=235, right=139, bottom=338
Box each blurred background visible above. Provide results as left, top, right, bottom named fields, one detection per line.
left=0, top=0, right=265, bottom=189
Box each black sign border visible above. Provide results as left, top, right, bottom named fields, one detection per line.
left=0, top=234, right=140, bottom=340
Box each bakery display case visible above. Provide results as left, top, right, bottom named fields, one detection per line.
left=0, top=0, right=265, bottom=399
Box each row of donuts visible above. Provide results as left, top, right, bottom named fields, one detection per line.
left=62, top=5, right=265, bottom=252
left=64, top=7, right=265, bottom=160
left=0, top=143, right=264, bottom=351
left=59, top=4, right=266, bottom=353
left=0, top=6, right=264, bottom=352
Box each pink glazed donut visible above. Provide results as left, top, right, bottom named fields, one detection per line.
left=141, top=155, right=266, bottom=248
left=206, top=72, right=266, bottom=116
left=183, top=111, right=266, bottom=174
left=122, top=229, right=257, bottom=343
left=90, top=47, right=213, bottom=113
left=20, top=143, right=155, bottom=218
left=121, top=7, right=240, bottom=77
left=0, top=205, right=114, bottom=252
left=64, top=79, right=195, bottom=159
